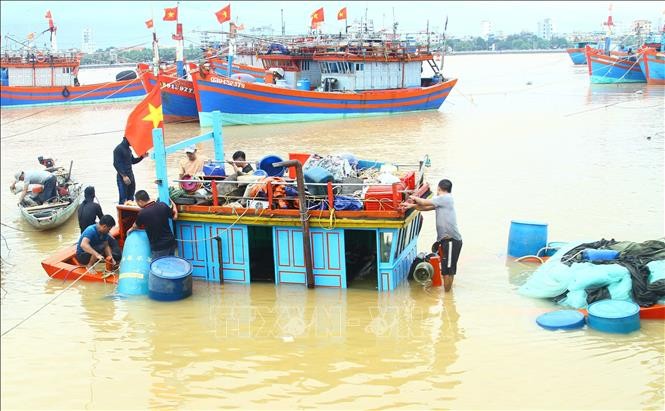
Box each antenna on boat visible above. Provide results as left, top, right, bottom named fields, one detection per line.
left=45, top=10, right=57, bottom=53
left=281, top=9, right=285, bottom=36
left=151, top=7, right=160, bottom=76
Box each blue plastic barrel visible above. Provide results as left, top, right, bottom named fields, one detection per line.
left=583, top=249, right=619, bottom=262
left=587, top=300, right=640, bottom=334
left=304, top=166, right=333, bottom=196
left=507, top=220, right=548, bottom=258
left=203, top=161, right=226, bottom=177
left=117, top=230, right=151, bottom=295
left=148, top=256, right=193, bottom=301
left=258, top=155, right=285, bottom=177
left=296, top=78, right=311, bottom=91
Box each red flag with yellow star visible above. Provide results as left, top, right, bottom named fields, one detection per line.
left=311, top=7, right=324, bottom=25
left=163, top=7, right=178, bottom=21
left=124, top=85, right=163, bottom=156
left=215, top=4, right=231, bottom=24
left=337, top=7, right=347, bottom=20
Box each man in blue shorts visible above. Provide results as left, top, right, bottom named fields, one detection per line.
left=76, top=215, right=118, bottom=268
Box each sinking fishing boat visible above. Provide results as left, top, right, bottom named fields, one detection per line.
left=192, top=37, right=457, bottom=126
left=43, top=112, right=430, bottom=291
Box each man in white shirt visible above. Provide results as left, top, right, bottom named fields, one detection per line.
left=11, top=169, right=57, bottom=205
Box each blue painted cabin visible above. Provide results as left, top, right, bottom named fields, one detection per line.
left=173, top=212, right=423, bottom=291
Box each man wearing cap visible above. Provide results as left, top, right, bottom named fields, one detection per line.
left=10, top=169, right=57, bottom=205
left=179, top=146, right=207, bottom=179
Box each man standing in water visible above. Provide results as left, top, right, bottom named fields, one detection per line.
left=403, top=179, right=462, bottom=291
left=113, top=137, right=146, bottom=204
left=128, top=190, right=178, bottom=259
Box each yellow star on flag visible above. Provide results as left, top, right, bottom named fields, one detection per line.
left=143, top=103, right=163, bottom=128
left=222, top=11, right=227, bottom=18
left=312, top=12, right=318, bottom=18
left=168, top=11, right=175, bottom=17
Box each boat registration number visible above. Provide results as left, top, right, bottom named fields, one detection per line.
left=210, top=76, right=245, bottom=88
left=160, top=81, right=194, bottom=94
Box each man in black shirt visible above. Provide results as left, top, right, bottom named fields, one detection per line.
left=228, top=150, right=254, bottom=174
left=128, top=190, right=178, bottom=259
left=78, top=186, right=103, bottom=232
left=77, top=185, right=121, bottom=262
left=113, top=137, right=146, bottom=204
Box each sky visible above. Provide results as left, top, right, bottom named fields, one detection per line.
left=1, top=1, right=663, bottom=50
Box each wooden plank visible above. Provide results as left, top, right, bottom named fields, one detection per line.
left=23, top=201, right=70, bottom=212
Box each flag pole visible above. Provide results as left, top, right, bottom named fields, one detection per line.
left=152, top=8, right=160, bottom=76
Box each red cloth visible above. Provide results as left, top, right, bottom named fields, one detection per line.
left=311, top=7, right=324, bottom=24
left=124, top=85, right=163, bottom=156
left=337, top=7, right=346, bottom=20
left=145, top=19, right=154, bottom=29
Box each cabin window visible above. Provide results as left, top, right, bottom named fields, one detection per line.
left=330, top=62, right=339, bottom=73
left=301, top=60, right=310, bottom=70
left=355, top=63, right=364, bottom=71
left=380, top=232, right=393, bottom=263
left=319, top=62, right=328, bottom=74
left=394, top=228, right=404, bottom=259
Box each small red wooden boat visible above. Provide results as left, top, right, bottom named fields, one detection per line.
left=42, top=205, right=140, bottom=283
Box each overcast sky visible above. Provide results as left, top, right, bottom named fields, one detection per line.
left=1, top=1, right=663, bottom=50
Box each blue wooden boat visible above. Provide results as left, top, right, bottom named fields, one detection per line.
left=125, top=111, right=429, bottom=290
left=585, top=46, right=646, bottom=84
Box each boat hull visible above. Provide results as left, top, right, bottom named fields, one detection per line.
left=193, top=74, right=457, bottom=126
left=566, top=48, right=587, bottom=65
left=639, top=51, right=665, bottom=85
left=42, top=227, right=120, bottom=284
left=19, top=187, right=81, bottom=231
left=0, top=79, right=145, bottom=107
left=586, top=50, right=646, bottom=84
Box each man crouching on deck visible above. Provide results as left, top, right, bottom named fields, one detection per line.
left=76, top=215, right=118, bottom=269
left=402, top=179, right=463, bottom=291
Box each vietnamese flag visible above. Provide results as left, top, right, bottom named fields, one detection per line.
left=337, top=7, right=347, bottom=20
left=215, top=4, right=231, bottom=24
left=311, top=7, right=324, bottom=24
left=124, top=85, right=163, bottom=156
left=145, top=19, right=154, bottom=29
left=163, top=7, right=178, bottom=21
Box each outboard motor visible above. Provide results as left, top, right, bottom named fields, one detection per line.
left=116, top=70, right=138, bottom=81
left=37, top=156, right=55, bottom=168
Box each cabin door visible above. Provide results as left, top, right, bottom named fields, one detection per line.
left=274, top=227, right=346, bottom=287
left=207, top=223, right=250, bottom=283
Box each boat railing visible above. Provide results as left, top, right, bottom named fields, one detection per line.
left=172, top=175, right=428, bottom=216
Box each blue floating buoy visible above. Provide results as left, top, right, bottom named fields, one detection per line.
left=587, top=300, right=640, bottom=334
left=148, top=256, right=193, bottom=301
left=582, top=249, right=619, bottom=262
left=536, top=310, right=586, bottom=331
left=117, top=230, right=151, bottom=296
left=507, top=220, right=548, bottom=258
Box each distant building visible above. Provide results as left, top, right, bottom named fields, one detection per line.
left=480, top=20, right=492, bottom=40
left=537, top=18, right=554, bottom=40
left=631, top=19, right=652, bottom=35
left=81, top=28, right=95, bottom=54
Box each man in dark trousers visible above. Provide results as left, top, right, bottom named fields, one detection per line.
left=113, top=137, right=146, bottom=204
left=403, top=179, right=462, bottom=292
left=127, top=190, right=178, bottom=259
